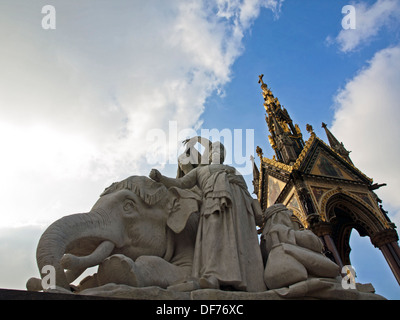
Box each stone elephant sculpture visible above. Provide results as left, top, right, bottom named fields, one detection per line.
left=26, top=176, right=201, bottom=292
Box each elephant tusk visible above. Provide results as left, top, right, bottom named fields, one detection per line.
left=61, top=240, right=115, bottom=271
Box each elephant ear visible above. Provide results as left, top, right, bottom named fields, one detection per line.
left=166, top=187, right=201, bottom=234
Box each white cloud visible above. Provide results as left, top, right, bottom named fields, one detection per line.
left=330, top=0, right=400, bottom=52
left=0, top=226, right=44, bottom=290
left=331, top=45, right=400, bottom=227
left=216, top=0, right=283, bottom=26
left=0, top=0, right=279, bottom=228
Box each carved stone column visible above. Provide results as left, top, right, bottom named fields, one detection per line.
left=310, top=220, right=343, bottom=269
left=371, top=229, right=400, bottom=286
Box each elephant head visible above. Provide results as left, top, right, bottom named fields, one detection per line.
left=26, top=176, right=200, bottom=291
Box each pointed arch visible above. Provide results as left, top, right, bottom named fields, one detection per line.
left=323, top=192, right=387, bottom=265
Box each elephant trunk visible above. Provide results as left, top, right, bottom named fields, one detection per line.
left=34, top=210, right=125, bottom=290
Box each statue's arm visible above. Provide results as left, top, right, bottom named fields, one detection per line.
left=150, top=168, right=198, bottom=189
left=161, top=169, right=197, bottom=189
left=294, top=230, right=323, bottom=253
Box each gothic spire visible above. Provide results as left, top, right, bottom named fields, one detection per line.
left=259, top=75, right=305, bottom=165
left=321, top=122, right=353, bottom=164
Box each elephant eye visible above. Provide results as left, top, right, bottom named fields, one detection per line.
left=123, top=200, right=136, bottom=212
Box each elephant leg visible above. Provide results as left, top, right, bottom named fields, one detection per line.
left=135, top=256, right=189, bottom=288
left=97, top=254, right=143, bottom=287
left=61, top=240, right=115, bottom=271
left=97, top=254, right=189, bottom=289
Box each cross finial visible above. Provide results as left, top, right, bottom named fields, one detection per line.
left=258, top=74, right=265, bottom=85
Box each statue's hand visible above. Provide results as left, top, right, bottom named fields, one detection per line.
left=182, top=138, right=190, bottom=146
left=149, top=169, right=162, bottom=182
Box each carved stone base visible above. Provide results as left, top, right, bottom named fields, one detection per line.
left=2, top=278, right=386, bottom=300
left=73, top=278, right=385, bottom=300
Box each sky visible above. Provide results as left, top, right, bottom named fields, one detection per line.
left=0, top=0, right=399, bottom=299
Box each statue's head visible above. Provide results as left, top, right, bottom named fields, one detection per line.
left=209, top=141, right=226, bottom=164
left=262, top=204, right=295, bottom=232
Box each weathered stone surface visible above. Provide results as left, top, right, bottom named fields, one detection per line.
left=76, top=280, right=385, bottom=300
left=2, top=278, right=386, bottom=300
left=79, top=284, right=191, bottom=300
left=0, top=288, right=111, bottom=300
left=190, top=288, right=283, bottom=300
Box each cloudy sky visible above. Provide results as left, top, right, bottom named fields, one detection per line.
left=0, top=0, right=399, bottom=298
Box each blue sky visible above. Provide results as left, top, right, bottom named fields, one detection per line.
left=0, top=0, right=399, bottom=299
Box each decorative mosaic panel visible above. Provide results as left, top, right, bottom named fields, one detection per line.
left=311, top=186, right=331, bottom=204
left=310, top=154, right=355, bottom=181
left=267, top=175, right=286, bottom=206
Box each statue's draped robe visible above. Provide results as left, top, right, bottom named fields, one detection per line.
left=162, top=164, right=266, bottom=292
